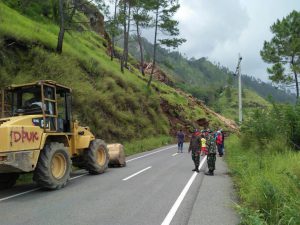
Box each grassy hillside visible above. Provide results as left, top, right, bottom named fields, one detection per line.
left=0, top=1, right=232, bottom=153
left=212, top=87, right=271, bottom=122
left=0, top=1, right=169, bottom=143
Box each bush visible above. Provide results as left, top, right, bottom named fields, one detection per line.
left=226, top=135, right=300, bottom=225
left=241, top=103, right=300, bottom=151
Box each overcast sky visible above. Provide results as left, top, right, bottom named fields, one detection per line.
left=173, top=0, right=300, bottom=81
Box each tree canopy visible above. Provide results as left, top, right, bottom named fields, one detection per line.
left=260, top=10, right=300, bottom=99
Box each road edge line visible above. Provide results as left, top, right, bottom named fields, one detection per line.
left=0, top=188, right=40, bottom=202
left=161, top=156, right=207, bottom=225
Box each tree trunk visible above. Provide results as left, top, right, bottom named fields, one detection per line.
left=136, top=20, right=145, bottom=76
left=147, top=7, right=159, bottom=87
left=111, top=0, right=118, bottom=61
left=56, top=0, right=65, bottom=54
left=294, top=71, right=299, bottom=99
left=124, top=1, right=131, bottom=68
left=292, top=56, right=299, bottom=99
left=121, top=0, right=127, bottom=73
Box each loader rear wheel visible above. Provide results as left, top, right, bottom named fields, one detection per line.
left=33, top=142, right=71, bottom=190
left=0, top=173, right=19, bottom=190
left=84, top=139, right=109, bottom=174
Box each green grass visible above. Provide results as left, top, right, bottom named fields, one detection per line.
left=153, top=80, right=224, bottom=130
left=225, top=135, right=300, bottom=225
left=124, top=135, right=173, bottom=156
left=16, top=173, right=33, bottom=185
left=214, top=88, right=271, bottom=122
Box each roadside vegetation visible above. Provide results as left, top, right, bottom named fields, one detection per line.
left=226, top=11, right=300, bottom=223
left=124, top=135, right=172, bottom=156
left=226, top=103, right=300, bottom=225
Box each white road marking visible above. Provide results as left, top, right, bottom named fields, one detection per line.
left=122, top=166, right=152, bottom=181
left=70, top=173, right=88, bottom=180
left=126, top=146, right=176, bottom=163
left=0, top=188, right=40, bottom=202
left=0, top=173, right=88, bottom=202
left=172, top=153, right=178, bottom=156
left=161, top=156, right=207, bottom=225
left=0, top=145, right=175, bottom=201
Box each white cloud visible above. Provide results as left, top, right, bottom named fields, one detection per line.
left=175, top=0, right=300, bottom=81
left=176, top=0, right=249, bottom=56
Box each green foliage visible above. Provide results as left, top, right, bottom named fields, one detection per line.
left=227, top=103, right=300, bottom=224
left=242, top=103, right=300, bottom=150
left=260, top=10, right=300, bottom=98
left=124, top=135, right=173, bottom=156
left=155, top=1, right=186, bottom=48
left=212, top=88, right=271, bottom=122
left=4, top=0, right=54, bottom=22
left=226, top=135, right=300, bottom=225
left=225, top=87, right=232, bottom=100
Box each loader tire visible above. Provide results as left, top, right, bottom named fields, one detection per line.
left=33, top=142, right=71, bottom=190
left=0, top=173, right=19, bottom=190
left=84, top=139, right=109, bottom=175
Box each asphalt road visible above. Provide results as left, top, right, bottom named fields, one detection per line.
left=0, top=144, right=239, bottom=225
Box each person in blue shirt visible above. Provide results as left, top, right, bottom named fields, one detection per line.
left=176, top=129, right=185, bottom=153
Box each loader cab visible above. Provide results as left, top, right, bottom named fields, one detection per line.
left=0, top=80, right=72, bottom=133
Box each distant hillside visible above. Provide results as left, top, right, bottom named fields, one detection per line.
left=212, top=87, right=271, bottom=122
left=124, top=36, right=296, bottom=105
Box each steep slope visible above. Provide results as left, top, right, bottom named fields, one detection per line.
left=0, top=2, right=169, bottom=143
left=0, top=1, right=236, bottom=148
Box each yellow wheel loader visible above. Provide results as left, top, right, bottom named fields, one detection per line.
left=0, top=80, right=125, bottom=190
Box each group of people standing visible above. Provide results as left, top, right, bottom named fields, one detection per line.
left=176, top=128, right=225, bottom=176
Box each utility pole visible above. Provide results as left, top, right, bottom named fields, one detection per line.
left=234, top=54, right=243, bottom=124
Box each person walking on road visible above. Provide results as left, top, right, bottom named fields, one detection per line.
left=205, top=130, right=217, bottom=176
left=177, top=129, right=185, bottom=153
left=188, top=129, right=201, bottom=172
left=221, top=129, right=225, bottom=155
left=216, top=131, right=223, bottom=157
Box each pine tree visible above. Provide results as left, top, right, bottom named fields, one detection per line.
left=132, top=0, right=152, bottom=75
left=260, top=10, right=300, bottom=99
left=146, top=0, right=186, bottom=87
left=56, top=0, right=65, bottom=54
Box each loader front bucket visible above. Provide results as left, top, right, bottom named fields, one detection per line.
left=107, top=143, right=126, bottom=167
